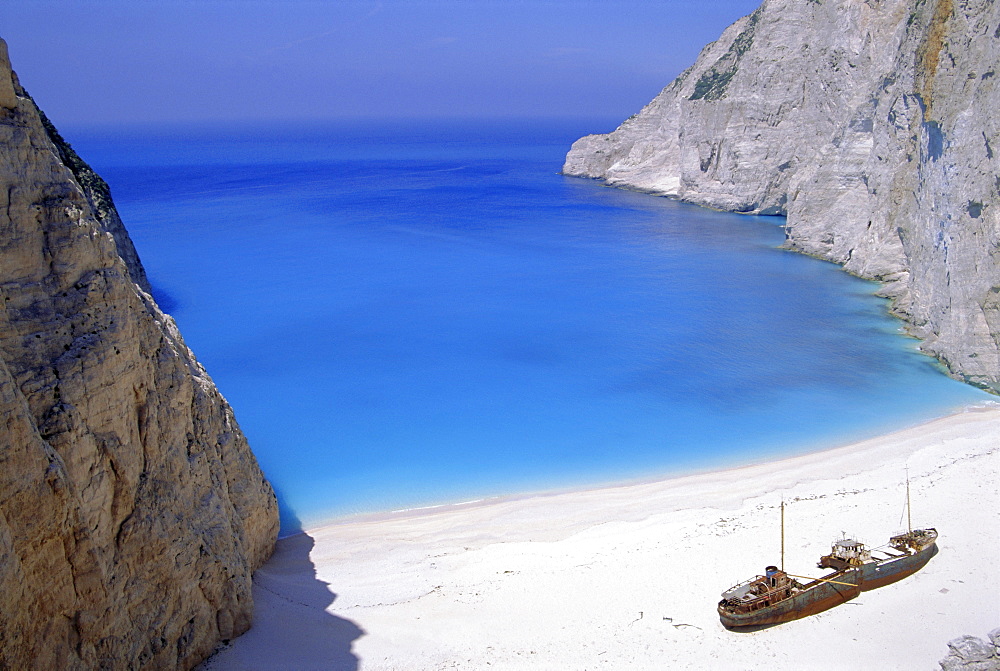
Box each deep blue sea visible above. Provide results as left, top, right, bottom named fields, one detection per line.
left=69, top=119, right=989, bottom=534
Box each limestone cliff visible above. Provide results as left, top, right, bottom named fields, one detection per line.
left=0, top=37, right=279, bottom=669
left=565, top=0, right=1000, bottom=393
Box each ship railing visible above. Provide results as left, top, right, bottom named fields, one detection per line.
left=721, top=574, right=765, bottom=597
left=722, top=576, right=790, bottom=605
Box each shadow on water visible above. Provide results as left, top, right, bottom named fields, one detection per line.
left=201, top=506, right=365, bottom=670
left=149, top=282, right=179, bottom=314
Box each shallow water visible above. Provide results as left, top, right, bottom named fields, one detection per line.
left=70, top=119, right=990, bottom=533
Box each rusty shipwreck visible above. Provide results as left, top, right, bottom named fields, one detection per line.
left=817, top=528, right=938, bottom=591
left=717, top=563, right=861, bottom=628
left=718, top=485, right=938, bottom=629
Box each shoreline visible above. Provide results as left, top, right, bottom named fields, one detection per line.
left=295, top=399, right=999, bottom=536
left=205, top=404, right=1000, bottom=670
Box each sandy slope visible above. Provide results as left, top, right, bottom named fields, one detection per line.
left=203, top=405, right=1000, bottom=670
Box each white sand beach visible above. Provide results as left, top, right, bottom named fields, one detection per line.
left=203, top=405, right=1000, bottom=670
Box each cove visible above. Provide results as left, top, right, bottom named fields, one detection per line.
left=69, top=119, right=990, bottom=533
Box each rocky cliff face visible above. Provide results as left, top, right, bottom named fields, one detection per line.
left=0, top=38, right=279, bottom=669
left=565, top=0, right=1000, bottom=393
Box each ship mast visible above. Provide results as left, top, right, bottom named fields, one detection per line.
left=780, top=499, right=785, bottom=572
left=906, top=470, right=912, bottom=533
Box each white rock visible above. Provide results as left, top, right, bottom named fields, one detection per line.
left=947, top=635, right=998, bottom=663
left=990, top=627, right=1000, bottom=651
left=565, top=0, right=1000, bottom=392
left=0, top=36, right=279, bottom=670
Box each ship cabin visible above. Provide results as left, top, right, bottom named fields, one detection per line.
left=718, top=566, right=800, bottom=615
left=889, top=528, right=938, bottom=553
left=818, top=538, right=871, bottom=571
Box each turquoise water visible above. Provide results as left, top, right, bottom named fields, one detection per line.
left=70, top=119, right=989, bottom=533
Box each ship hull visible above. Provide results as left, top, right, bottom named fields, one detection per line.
left=860, top=541, right=937, bottom=591
left=718, top=570, right=861, bottom=629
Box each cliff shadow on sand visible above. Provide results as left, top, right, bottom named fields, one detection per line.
left=199, top=508, right=364, bottom=671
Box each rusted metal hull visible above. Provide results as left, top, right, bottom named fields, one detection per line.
left=718, top=570, right=861, bottom=629
left=860, top=541, right=937, bottom=591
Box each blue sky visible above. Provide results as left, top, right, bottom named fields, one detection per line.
left=5, top=1, right=761, bottom=126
